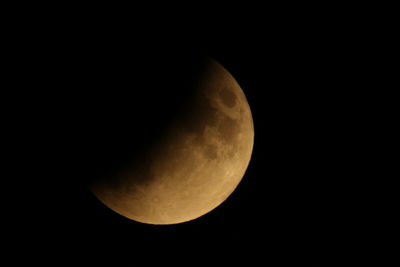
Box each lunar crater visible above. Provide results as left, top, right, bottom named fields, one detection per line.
left=218, top=115, right=238, bottom=144
left=203, top=143, right=219, bottom=160
left=219, top=88, right=237, bottom=108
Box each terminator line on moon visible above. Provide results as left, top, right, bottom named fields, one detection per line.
left=89, top=58, right=254, bottom=225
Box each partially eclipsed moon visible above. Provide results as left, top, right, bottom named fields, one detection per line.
left=90, top=58, right=254, bottom=225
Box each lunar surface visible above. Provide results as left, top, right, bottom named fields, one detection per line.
left=89, top=58, right=254, bottom=225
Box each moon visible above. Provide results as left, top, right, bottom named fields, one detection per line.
left=89, top=58, right=254, bottom=225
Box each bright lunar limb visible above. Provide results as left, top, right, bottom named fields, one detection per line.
left=90, top=58, right=254, bottom=225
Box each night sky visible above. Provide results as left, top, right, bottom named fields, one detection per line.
left=6, top=9, right=368, bottom=266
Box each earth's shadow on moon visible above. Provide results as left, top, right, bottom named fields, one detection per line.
left=83, top=56, right=212, bottom=187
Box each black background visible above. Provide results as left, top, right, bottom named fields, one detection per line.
left=5, top=6, right=374, bottom=266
